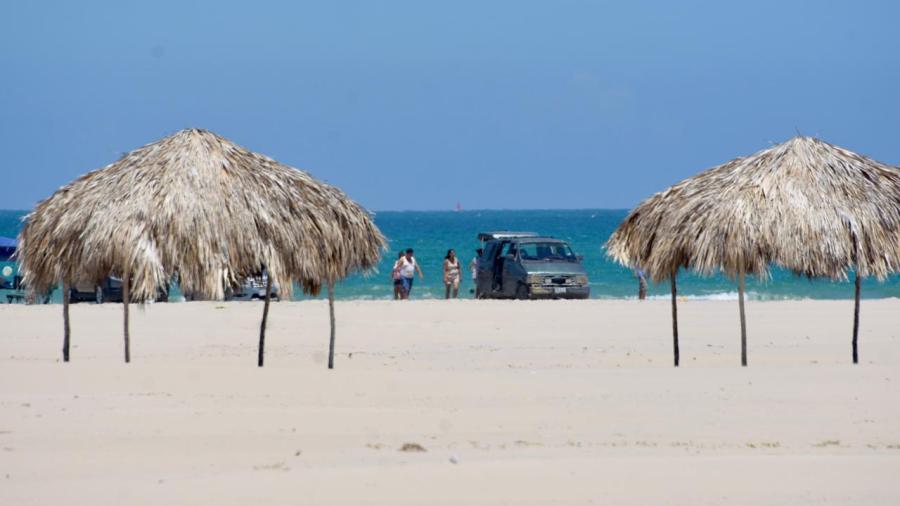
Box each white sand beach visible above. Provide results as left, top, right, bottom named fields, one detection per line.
left=1, top=299, right=899, bottom=505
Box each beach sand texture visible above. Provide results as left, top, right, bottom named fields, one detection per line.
left=1, top=299, right=899, bottom=505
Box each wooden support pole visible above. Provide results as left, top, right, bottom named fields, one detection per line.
left=327, top=281, right=336, bottom=370
left=258, top=275, right=273, bottom=367
left=670, top=274, right=679, bottom=367
left=738, top=267, right=747, bottom=367
left=123, top=274, right=131, bottom=363
left=62, top=281, right=70, bottom=362
left=852, top=270, right=861, bottom=364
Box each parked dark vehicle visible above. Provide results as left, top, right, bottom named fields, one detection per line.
left=70, top=278, right=123, bottom=303
left=69, top=277, right=169, bottom=303
left=475, top=232, right=590, bottom=300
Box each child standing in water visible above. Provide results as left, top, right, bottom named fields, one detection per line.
left=469, top=248, right=482, bottom=298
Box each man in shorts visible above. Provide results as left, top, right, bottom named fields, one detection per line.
left=399, top=248, right=424, bottom=299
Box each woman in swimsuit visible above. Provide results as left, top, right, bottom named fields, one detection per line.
left=443, top=249, right=461, bottom=299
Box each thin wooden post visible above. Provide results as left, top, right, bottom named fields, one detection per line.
left=670, top=274, right=679, bottom=367
left=62, top=281, right=70, bottom=362
left=852, top=270, right=861, bottom=364
left=738, top=267, right=747, bottom=367
left=327, top=281, right=336, bottom=370
left=122, top=274, right=130, bottom=363
left=258, top=275, right=273, bottom=367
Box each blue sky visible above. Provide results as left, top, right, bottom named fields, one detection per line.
left=1, top=0, right=898, bottom=211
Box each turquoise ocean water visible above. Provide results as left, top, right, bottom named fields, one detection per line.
left=2, top=209, right=898, bottom=301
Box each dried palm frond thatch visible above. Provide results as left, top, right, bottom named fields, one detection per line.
left=18, top=128, right=386, bottom=365
left=606, top=136, right=900, bottom=366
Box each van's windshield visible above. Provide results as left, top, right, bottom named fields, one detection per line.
left=518, top=242, right=577, bottom=261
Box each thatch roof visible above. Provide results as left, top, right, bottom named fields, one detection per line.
left=606, top=136, right=900, bottom=283
left=18, top=128, right=386, bottom=301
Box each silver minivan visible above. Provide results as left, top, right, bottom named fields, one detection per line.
left=474, top=232, right=590, bottom=300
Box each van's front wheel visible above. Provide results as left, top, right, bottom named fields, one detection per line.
left=515, top=283, right=529, bottom=300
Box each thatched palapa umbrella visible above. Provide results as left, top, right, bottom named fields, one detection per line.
left=606, top=137, right=900, bottom=366
left=17, top=128, right=385, bottom=367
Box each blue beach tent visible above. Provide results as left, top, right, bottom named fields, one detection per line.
left=0, top=236, right=16, bottom=262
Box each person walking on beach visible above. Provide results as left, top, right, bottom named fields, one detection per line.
left=443, top=249, right=461, bottom=299
left=391, top=252, right=405, bottom=300
left=636, top=268, right=648, bottom=300
left=399, top=248, right=424, bottom=299
left=470, top=248, right=482, bottom=297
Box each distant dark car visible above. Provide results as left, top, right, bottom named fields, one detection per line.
left=70, top=277, right=169, bottom=303
left=475, top=232, right=590, bottom=300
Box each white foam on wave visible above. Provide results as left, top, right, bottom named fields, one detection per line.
left=638, top=291, right=811, bottom=302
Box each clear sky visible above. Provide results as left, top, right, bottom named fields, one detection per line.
left=1, top=1, right=898, bottom=211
